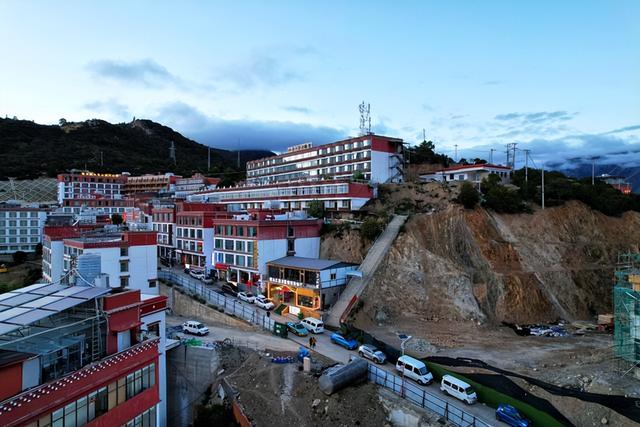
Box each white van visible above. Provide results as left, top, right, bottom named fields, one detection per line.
left=440, top=374, right=477, bottom=404
left=301, top=317, right=324, bottom=334
left=182, top=320, right=209, bottom=336
left=395, top=355, right=434, bottom=385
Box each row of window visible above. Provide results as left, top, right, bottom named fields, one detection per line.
left=152, top=213, right=174, bottom=222
left=0, top=236, right=40, bottom=243
left=125, top=406, right=157, bottom=427
left=176, top=216, right=203, bottom=226
left=248, top=152, right=371, bottom=179
left=177, top=239, right=203, bottom=253
left=214, top=238, right=254, bottom=253
left=176, top=227, right=203, bottom=239
left=33, top=363, right=155, bottom=427
left=0, top=211, right=41, bottom=218
left=213, top=184, right=350, bottom=202
left=0, top=228, right=40, bottom=236
left=0, top=244, right=39, bottom=252
left=214, top=251, right=255, bottom=268
left=0, top=219, right=42, bottom=226
left=214, top=225, right=257, bottom=237
left=153, top=223, right=173, bottom=234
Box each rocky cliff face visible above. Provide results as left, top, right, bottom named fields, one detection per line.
left=353, top=201, right=640, bottom=326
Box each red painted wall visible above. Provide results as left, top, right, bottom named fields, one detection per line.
left=0, top=364, right=22, bottom=402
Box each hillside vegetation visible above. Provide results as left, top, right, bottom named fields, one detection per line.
left=0, top=118, right=273, bottom=184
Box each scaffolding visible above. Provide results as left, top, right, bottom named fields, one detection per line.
left=614, top=252, right=640, bottom=377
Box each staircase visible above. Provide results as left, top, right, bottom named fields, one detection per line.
left=325, top=214, right=408, bottom=327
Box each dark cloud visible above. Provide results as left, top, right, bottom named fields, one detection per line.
left=86, top=59, right=178, bottom=87
left=281, top=106, right=312, bottom=114
left=494, top=110, right=576, bottom=123
left=83, top=99, right=132, bottom=120
left=154, top=102, right=345, bottom=152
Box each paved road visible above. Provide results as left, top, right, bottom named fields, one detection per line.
left=326, top=214, right=408, bottom=327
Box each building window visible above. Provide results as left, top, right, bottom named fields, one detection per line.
left=287, top=239, right=295, bottom=255
left=330, top=272, right=337, bottom=280
left=120, top=261, right=129, bottom=272
left=120, top=276, right=129, bottom=287
left=120, top=247, right=128, bottom=257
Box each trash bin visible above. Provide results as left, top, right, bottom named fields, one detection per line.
left=273, top=321, right=288, bottom=338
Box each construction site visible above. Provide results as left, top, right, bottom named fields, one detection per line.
left=614, top=252, right=640, bottom=379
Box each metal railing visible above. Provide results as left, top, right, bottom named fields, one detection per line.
left=368, top=364, right=491, bottom=427
left=158, top=270, right=275, bottom=332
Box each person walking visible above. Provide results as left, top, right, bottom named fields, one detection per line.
left=309, top=336, right=314, bottom=349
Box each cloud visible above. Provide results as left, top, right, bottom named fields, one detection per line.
left=281, top=106, right=312, bottom=114
left=494, top=110, right=576, bottom=123
left=154, top=102, right=345, bottom=152
left=215, top=46, right=316, bottom=89
left=86, top=59, right=179, bottom=88
left=605, top=124, right=640, bottom=135
left=83, top=99, right=132, bottom=121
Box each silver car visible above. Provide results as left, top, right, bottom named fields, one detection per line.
left=358, top=344, right=387, bottom=364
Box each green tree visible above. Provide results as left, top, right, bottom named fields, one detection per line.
left=111, top=213, right=124, bottom=225
left=12, top=251, right=27, bottom=265
left=457, top=182, right=480, bottom=209
left=360, top=217, right=383, bottom=242
left=307, top=199, right=325, bottom=218
left=352, top=170, right=365, bottom=181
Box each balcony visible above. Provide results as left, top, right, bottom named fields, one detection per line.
left=268, top=276, right=318, bottom=289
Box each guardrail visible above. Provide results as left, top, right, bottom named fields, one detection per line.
left=158, top=270, right=275, bottom=332
left=368, top=364, right=491, bottom=427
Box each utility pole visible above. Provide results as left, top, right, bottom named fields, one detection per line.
left=592, top=158, right=596, bottom=186
left=100, top=151, right=104, bottom=167
left=454, top=144, right=458, bottom=162
left=541, top=164, right=545, bottom=210
left=237, top=151, right=240, bottom=169
left=207, top=147, right=211, bottom=171
left=524, top=149, right=530, bottom=183
left=490, top=148, right=495, bottom=164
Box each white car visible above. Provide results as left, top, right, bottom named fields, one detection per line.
left=237, top=291, right=256, bottom=303
left=182, top=320, right=209, bottom=336
left=255, top=296, right=275, bottom=310
left=358, top=344, right=387, bottom=364
left=189, top=270, right=205, bottom=280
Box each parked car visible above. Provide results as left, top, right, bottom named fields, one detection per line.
left=221, top=283, right=238, bottom=297
left=496, top=404, right=531, bottom=427
left=440, top=374, right=477, bottom=405
left=358, top=344, right=387, bottom=364
left=395, top=355, right=433, bottom=386
left=201, top=276, right=213, bottom=285
left=237, top=291, right=256, bottom=303
left=189, top=269, right=206, bottom=280
left=287, top=322, right=309, bottom=336
left=182, top=320, right=209, bottom=336
left=330, top=332, right=358, bottom=350
left=300, top=317, right=324, bottom=334
left=255, top=296, right=275, bottom=310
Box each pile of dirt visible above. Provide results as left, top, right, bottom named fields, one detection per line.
left=320, top=227, right=367, bottom=264
left=226, top=352, right=390, bottom=427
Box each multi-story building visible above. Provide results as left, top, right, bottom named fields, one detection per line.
left=123, top=174, right=180, bottom=197
left=213, top=210, right=322, bottom=293
left=420, top=163, right=513, bottom=185
left=151, top=204, right=177, bottom=261
left=57, top=172, right=127, bottom=204
left=61, top=231, right=159, bottom=293
left=59, top=197, right=137, bottom=216
left=0, top=283, right=168, bottom=427
left=174, top=174, right=220, bottom=199
left=191, top=179, right=374, bottom=212
left=42, top=224, right=100, bottom=283
left=175, top=207, right=227, bottom=273
left=245, top=135, right=404, bottom=185
left=266, top=256, right=358, bottom=317
left=0, top=205, right=48, bottom=254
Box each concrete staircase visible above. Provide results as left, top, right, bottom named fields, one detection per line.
left=325, top=214, right=408, bottom=327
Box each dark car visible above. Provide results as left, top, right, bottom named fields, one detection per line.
left=496, top=404, right=531, bottom=427
left=221, top=283, right=238, bottom=297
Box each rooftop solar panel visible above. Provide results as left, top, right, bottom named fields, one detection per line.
left=0, top=307, right=32, bottom=322
left=0, top=292, right=20, bottom=302
left=7, top=309, right=55, bottom=326
left=52, top=286, right=90, bottom=297
left=11, top=283, right=50, bottom=294
left=72, top=287, right=111, bottom=300
left=0, top=293, right=42, bottom=307
left=31, top=284, right=69, bottom=295
left=40, top=297, right=89, bottom=312
left=22, top=296, right=64, bottom=309
left=0, top=322, right=20, bottom=335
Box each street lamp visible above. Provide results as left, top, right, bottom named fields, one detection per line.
left=397, top=333, right=413, bottom=356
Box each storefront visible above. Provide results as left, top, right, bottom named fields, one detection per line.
left=267, top=283, right=321, bottom=311
left=216, top=263, right=262, bottom=293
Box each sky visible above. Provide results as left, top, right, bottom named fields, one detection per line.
left=1, top=1, right=639, bottom=170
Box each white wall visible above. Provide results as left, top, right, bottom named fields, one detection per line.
left=141, top=309, right=167, bottom=427
left=44, top=240, right=64, bottom=283
left=256, top=237, right=320, bottom=277
left=129, top=245, right=159, bottom=295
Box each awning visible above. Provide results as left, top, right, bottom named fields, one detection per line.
left=215, top=263, right=229, bottom=271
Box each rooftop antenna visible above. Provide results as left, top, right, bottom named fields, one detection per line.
left=359, top=101, right=371, bottom=136
left=169, top=141, right=176, bottom=165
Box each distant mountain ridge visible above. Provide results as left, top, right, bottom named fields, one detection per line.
left=562, top=163, right=640, bottom=193
left=0, top=117, right=274, bottom=183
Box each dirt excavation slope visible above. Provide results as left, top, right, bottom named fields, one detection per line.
left=354, top=200, right=640, bottom=327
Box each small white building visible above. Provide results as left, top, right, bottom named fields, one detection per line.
left=420, top=163, right=512, bottom=185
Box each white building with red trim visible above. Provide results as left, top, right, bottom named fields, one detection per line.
left=0, top=205, right=48, bottom=254
left=420, top=163, right=513, bottom=184
left=57, top=172, right=127, bottom=204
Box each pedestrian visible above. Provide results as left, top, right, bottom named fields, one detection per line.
left=309, top=336, right=313, bottom=348
left=311, top=337, right=317, bottom=349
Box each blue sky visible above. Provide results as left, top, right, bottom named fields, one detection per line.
left=1, top=1, right=638, bottom=169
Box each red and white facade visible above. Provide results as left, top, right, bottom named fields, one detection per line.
left=174, top=174, right=220, bottom=199
left=213, top=210, right=322, bottom=293
left=0, top=285, right=168, bottom=427
left=191, top=179, right=374, bottom=212
left=62, top=231, right=159, bottom=293
left=42, top=224, right=101, bottom=283
left=151, top=205, right=177, bottom=260
left=245, top=135, right=404, bottom=185
left=420, top=163, right=513, bottom=184
left=59, top=197, right=137, bottom=216
left=57, top=172, right=127, bottom=204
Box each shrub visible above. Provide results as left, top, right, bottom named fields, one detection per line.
left=307, top=199, right=325, bottom=218
left=12, top=251, right=27, bottom=265
left=456, top=182, right=480, bottom=209
left=111, top=213, right=124, bottom=225
left=360, top=217, right=383, bottom=242
left=297, top=312, right=304, bottom=320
